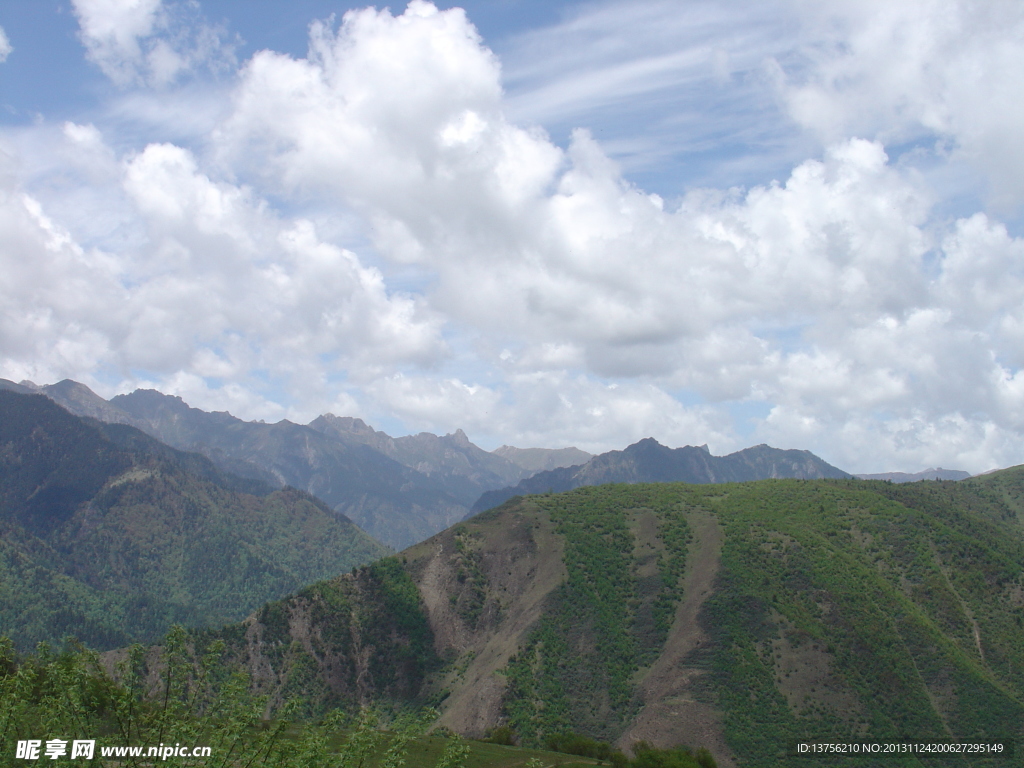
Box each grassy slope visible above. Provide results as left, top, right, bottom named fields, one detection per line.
left=392, top=734, right=601, bottom=768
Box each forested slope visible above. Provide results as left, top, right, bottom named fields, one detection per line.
left=0, top=390, right=388, bottom=650
left=194, top=473, right=1024, bottom=767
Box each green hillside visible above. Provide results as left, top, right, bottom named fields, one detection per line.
left=182, top=473, right=1024, bottom=767
left=0, top=390, right=389, bottom=650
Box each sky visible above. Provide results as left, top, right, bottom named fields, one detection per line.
left=1, top=0, right=1023, bottom=474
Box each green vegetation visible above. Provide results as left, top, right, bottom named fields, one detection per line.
left=450, top=527, right=489, bottom=628
left=541, top=732, right=717, bottom=768
left=0, top=391, right=388, bottom=651
left=0, top=628, right=465, bottom=768
left=9, top=392, right=1024, bottom=768
left=631, top=743, right=716, bottom=768
left=665, top=478, right=1024, bottom=767
left=495, top=476, right=1024, bottom=766
left=504, top=485, right=691, bottom=744
left=0, top=629, right=602, bottom=768
left=197, top=556, right=441, bottom=716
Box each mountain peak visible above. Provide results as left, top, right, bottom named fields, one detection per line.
left=448, top=428, right=471, bottom=446
left=630, top=437, right=664, bottom=448
left=312, top=413, right=374, bottom=436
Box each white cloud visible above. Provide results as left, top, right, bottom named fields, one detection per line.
left=72, top=0, right=235, bottom=86
left=777, top=0, right=1024, bottom=207
left=72, top=0, right=163, bottom=83
left=496, top=0, right=1024, bottom=210
left=117, top=141, right=446, bottom=388
left=5, top=0, right=1024, bottom=474
left=206, top=3, right=1024, bottom=470
left=0, top=161, right=127, bottom=387
left=501, top=0, right=785, bottom=124
left=367, top=370, right=734, bottom=455
left=0, top=26, right=12, bottom=63
left=0, top=128, right=444, bottom=421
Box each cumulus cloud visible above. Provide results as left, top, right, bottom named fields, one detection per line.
left=217, top=12, right=929, bottom=377
left=72, top=0, right=235, bottom=86
left=498, top=0, right=1024, bottom=208
left=777, top=0, right=1024, bottom=207
left=4, top=0, right=1024, bottom=473
left=366, top=370, right=734, bottom=455
left=0, top=127, right=444, bottom=420
left=205, top=2, right=1024, bottom=470
left=0, top=156, right=126, bottom=387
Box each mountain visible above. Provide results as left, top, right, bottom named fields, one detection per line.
left=308, top=414, right=526, bottom=505
left=14, top=379, right=593, bottom=549
left=104, top=388, right=487, bottom=549
left=0, top=389, right=387, bottom=651
left=855, top=468, right=972, bottom=482
left=471, top=437, right=850, bottom=513
left=180, top=471, right=1024, bottom=767
left=492, top=444, right=593, bottom=473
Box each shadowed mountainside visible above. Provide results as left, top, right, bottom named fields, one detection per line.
left=0, top=389, right=387, bottom=651
left=5, top=379, right=588, bottom=549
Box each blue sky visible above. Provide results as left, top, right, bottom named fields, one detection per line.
left=1, top=0, right=1023, bottom=473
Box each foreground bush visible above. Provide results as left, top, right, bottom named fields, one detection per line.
left=0, top=629, right=467, bottom=768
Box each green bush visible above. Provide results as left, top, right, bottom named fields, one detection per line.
left=484, top=725, right=517, bottom=745
left=0, top=629, right=464, bottom=768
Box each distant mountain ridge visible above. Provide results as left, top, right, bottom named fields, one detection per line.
left=3, top=379, right=590, bottom=549
left=308, top=414, right=528, bottom=504
left=492, top=444, right=593, bottom=473
left=0, top=389, right=387, bottom=651
left=855, top=467, right=972, bottom=482
left=471, top=437, right=850, bottom=513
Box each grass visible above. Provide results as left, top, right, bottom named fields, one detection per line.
left=398, top=736, right=603, bottom=768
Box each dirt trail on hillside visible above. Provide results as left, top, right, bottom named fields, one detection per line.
left=422, top=511, right=567, bottom=736
left=418, top=537, right=470, bottom=652
left=617, top=510, right=736, bottom=767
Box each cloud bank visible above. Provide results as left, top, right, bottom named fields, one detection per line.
left=1, top=0, right=1023, bottom=473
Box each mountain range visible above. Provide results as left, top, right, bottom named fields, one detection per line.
left=854, top=468, right=973, bottom=482
left=472, top=437, right=850, bottom=513
left=5, top=378, right=978, bottom=551
left=3, top=379, right=591, bottom=549
left=8, top=377, right=909, bottom=551
left=0, top=389, right=387, bottom=651
left=2, top=377, right=1021, bottom=766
